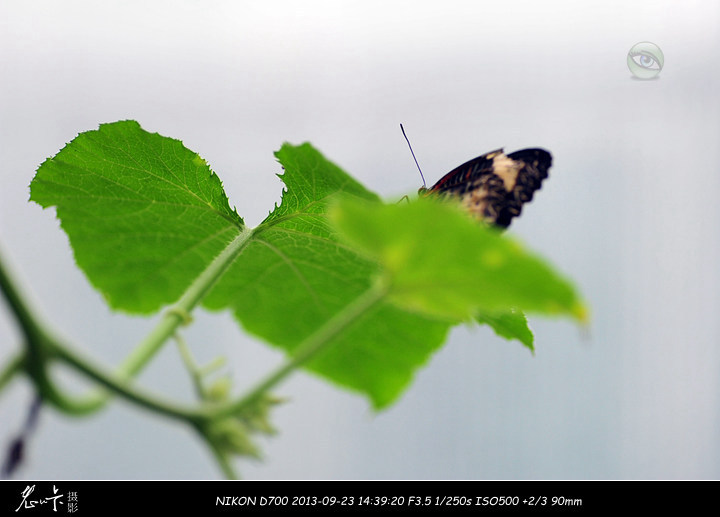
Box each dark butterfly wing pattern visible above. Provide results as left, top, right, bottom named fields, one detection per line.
left=420, top=148, right=552, bottom=228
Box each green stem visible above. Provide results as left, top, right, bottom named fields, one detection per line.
left=205, top=439, right=239, bottom=480
left=2, top=235, right=390, bottom=479
left=0, top=248, right=66, bottom=406
left=0, top=353, right=25, bottom=395
left=55, top=226, right=254, bottom=411
left=175, top=333, right=207, bottom=400
left=214, top=281, right=388, bottom=420
left=46, top=335, right=208, bottom=421
left=66, top=226, right=254, bottom=411
left=0, top=247, right=46, bottom=346
left=117, top=226, right=254, bottom=378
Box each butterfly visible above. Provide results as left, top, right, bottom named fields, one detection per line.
left=419, top=148, right=552, bottom=228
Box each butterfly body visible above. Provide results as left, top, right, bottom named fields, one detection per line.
left=420, top=148, right=552, bottom=228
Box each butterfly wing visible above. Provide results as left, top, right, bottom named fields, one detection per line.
left=423, top=148, right=552, bottom=228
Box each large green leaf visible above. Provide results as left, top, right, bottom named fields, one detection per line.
left=30, top=120, right=243, bottom=313
left=329, top=197, right=586, bottom=322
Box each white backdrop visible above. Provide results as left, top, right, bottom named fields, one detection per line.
left=1, top=0, right=719, bottom=479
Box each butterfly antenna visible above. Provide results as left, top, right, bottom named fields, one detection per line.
left=400, top=124, right=426, bottom=188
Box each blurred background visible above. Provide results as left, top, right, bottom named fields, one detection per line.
left=1, top=0, right=719, bottom=479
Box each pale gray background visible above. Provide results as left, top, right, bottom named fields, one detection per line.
left=1, top=0, right=719, bottom=479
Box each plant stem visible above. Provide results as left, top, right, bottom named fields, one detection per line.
left=0, top=353, right=24, bottom=395
left=0, top=248, right=46, bottom=346
left=175, top=333, right=207, bottom=400
left=2, top=229, right=387, bottom=477
left=214, top=281, right=388, bottom=420
left=0, top=248, right=66, bottom=406
left=205, top=440, right=239, bottom=480
left=46, top=334, right=209, bottom=421
left=117, top=226, right=254, bottom=378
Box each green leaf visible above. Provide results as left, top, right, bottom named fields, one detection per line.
left=329, top=197, right=587, bottom=322
left=30, top=120, right=243, bottom=313
left=204, top=143, right=451, bottom=409
left=476, top=309, right=534, bottom=351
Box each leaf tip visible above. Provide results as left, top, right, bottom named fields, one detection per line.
left=572, top=302, right=590, bottom=326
